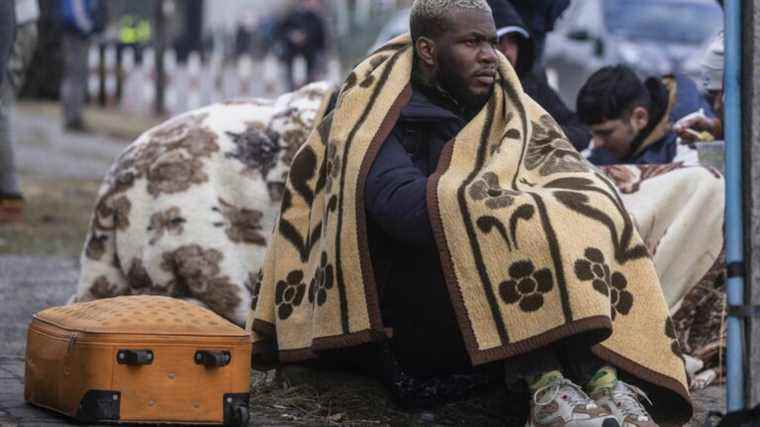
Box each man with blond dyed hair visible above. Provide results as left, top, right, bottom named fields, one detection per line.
left=366, top=1, right=655, bottom=425
left=248, top=0, right=689, bottom=425
left=364, top=1, right=627, bottom=426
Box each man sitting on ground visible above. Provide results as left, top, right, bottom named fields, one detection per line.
left=247, top=2, right=691, bottom=426
left=487, top=0, right=591, bottom=151
left=576, top=65, right=714, bottom=165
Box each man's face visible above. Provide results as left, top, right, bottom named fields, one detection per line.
left=434, top=9, right=498, bottom=111
left=497, top=34, right=520, bottom=67
left=589, top=117, right=638, bottom=160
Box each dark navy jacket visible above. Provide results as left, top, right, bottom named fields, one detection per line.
left=365, top=87, right=471, bottom=377
left=588, top=74, right=714, bottom=166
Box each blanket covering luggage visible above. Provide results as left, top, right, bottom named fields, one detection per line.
left=24, top=295, right=251, bottom=425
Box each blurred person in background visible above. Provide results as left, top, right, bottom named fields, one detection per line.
left=576, top=65, right=714, bottom=166
left=488, top=0, right=590, bottom=151
left=0, top=0, right=39, bottom=223
left=0, top=0, right=21, bottom=223
left=675, top=31, right=724, bottom=143
left=508, top=0, right=570, bottom=81
left=59, top=0, right=107, bottom=132
left=234, top=11, right=258, bottom=58
left=276, top=0, right=326, bottom=91
left=8, top=0, right=39, bottom=92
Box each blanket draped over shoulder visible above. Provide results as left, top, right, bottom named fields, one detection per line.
left=246, top=35, right=692, bottom=422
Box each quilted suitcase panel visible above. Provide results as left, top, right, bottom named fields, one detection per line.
left=25, top=296, right=251, bottom=425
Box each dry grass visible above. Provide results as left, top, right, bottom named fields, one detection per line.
left=0, top=175, right=100, bottom=256
left=250, top=367, right=526, bottom=426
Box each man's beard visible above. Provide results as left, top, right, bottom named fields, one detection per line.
left=435, top=63, right=491, bottom=114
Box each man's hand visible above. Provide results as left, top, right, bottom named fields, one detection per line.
left=674, top=111, right=720, bottom=143
left=288, top=30, right=307, bottom=47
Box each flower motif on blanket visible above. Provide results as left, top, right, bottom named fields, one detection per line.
left=275, top=270, right=307, bottom=320
left=574, top=248, right=633, bottom=320
left=225, top=123, right=281, bottom=179
left=324, top=141, right=342, bottom=194
left=469, top=172, right=519, bottom=209
left=308, top=252, right=335, bottom=307
left=148, top=207, right=186, bottom=245
left=213, top=198, right=267, bottom=245
left=158, top=245, right=242, bottom=318
left=525, top=115, right=586, bottom=176
left=498, top=260, right=554, bottom=312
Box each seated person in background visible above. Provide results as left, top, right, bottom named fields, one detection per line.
left=576, top=65, right=714, bottom=165
left=675, top=31, right=724, bottom=142
left=487, top=0, right=591, bottom=151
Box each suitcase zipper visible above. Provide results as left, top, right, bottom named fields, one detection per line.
left=64, top=332, right=79, bottom=376
left=67, top=333, right=78, bottom=353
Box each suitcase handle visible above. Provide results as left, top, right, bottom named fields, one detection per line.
left=195, top=350, right=231, bottom=367
left=116, top=349, right=154, bottom=365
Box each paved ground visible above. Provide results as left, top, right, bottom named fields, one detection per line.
left=0, top=256, right=81, bottom=426
left=12, top=104, right=129, bottom=181
left=0, top=102, right=729, bottom=426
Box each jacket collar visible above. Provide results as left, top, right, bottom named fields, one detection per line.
left=629, top=76, right=676, bottom=158
left=402, top=67, right=467, bottom=123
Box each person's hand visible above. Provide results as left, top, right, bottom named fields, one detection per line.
left=288, top=30, right=307, bottom=47
left=674, top=112, right=720, bottom=143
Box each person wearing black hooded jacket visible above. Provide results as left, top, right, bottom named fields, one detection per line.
left=487, top=0, right=591, bottom=151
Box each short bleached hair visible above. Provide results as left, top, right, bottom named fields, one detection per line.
left=410, top=0, right=492, bottom=42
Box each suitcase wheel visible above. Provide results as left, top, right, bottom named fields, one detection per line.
left=223, top=393, right=250, bottom=427
left=233, top=405, right=249, bottom=426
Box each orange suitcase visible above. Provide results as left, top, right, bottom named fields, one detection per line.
left=24, top=296, right=251, bottom=425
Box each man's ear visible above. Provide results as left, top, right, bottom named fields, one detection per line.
left=630, top=106, right=649, bottom=132
left=415, top=36, right=437, bottom=67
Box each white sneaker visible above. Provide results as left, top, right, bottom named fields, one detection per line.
left=591, top=381, right=659, bottom=427
left=527, top=377, right=620, bottom=427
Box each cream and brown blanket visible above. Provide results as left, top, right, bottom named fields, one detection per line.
left=602, top=163, right=724, bottom=312
left=247, top=35, right=691, bottom=422
left=71, top=82, right=333, bottom=325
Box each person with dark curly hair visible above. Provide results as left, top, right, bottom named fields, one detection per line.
left=576, top=65, right=714, bottom=166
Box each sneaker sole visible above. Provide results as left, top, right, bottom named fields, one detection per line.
left=525, top=417, right=620, bottom=427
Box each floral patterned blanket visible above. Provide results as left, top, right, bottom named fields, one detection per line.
left=71, top=82, right=334, bottom=325
left=246, top=35, right=691, bottom=423
left=602, top=163, right=724, bottom=312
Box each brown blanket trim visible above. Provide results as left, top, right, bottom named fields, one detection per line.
left=279, top=348, right=319, bottom=364
left=592, top=345, right=693, bottom=424
left=370, top=41, right=411, bottom=57
left=252, top=323, right=384, bottom=364
left=332, top=47, right=409, bottom=335
left=355, top=83, right=413, bottom=334
left=311, top=329, right=387, bottom=352
left=252, top=319, right=276, bottom=336
left=427, top=124, right=469, bottom=351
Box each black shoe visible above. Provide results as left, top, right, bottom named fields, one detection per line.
left=64, top=119, right=88, bottom=133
